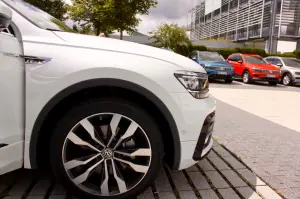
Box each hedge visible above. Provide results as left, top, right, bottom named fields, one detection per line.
left=173, top=44, right=300, bottom=59
left=174, top=45, right=267, bottom=58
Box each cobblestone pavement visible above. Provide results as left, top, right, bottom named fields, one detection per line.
left=0, top=142, right=281, bottom=199
left=211, top=81, right=300, bottom=199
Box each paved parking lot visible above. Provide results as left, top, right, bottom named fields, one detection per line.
left=0, top=141, right=281, bottom=199
left=211, top=81, right=300, bottom=199
left=0, top=81, right=299, bottom=199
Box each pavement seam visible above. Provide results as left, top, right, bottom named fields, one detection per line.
left=216, top=144, right=286, bottom=199
left=182, top=170, right=202, bottom=199
left=151, top=183, right=160, bottom=199
left=44, top=180, right=56, bottom=199
left=21, top=178, right=37, bottom=199
left=0, top=175, right=18, bottom=199
left=163, top=165, right=181, bottom=199
left=206, top=157, right=244, bottom=199
left=195, top=164, right=224, bottom=199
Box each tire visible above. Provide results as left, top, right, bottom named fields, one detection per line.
left=282, top=73, right=293, bottom=86
left=225, top=79, right=233, bottom=83
left=50, top=98, right=163, bottom=199
left=242, top=71, right=251, bottom=84
left=268, top=81, right=278, bottom=86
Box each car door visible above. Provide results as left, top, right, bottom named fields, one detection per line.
left=0, top=5, right=24, bottom=175
left=228, top=55, right=241, bottom=76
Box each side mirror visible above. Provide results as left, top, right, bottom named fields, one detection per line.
left=277, top=63, right=283, bottom=67
left=237, top=60, right=243, bottom=64
left=0, top=5, right=12, bottom=32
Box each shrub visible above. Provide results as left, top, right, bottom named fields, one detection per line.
left=268, top=53, right=296, bottom=58
left=293, top=50, right=300, bottom=59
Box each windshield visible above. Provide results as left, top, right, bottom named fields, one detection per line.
left=198, top=52, right=225, bottom=61
left=282, top=58, right=300, bottom=68
left=3, top=0, right=73, bottom=32
left=244, top=56, right=267, bottom=64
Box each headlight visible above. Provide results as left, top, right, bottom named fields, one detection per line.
left=174, top=71, right=209, bottom=99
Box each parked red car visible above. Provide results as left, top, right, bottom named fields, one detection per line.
left=227, top=54, right=281, bottom=85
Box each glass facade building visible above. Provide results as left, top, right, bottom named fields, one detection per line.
left=188, top=0, right=300, bottom=52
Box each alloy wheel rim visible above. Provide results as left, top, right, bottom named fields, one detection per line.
left=62, top=113, right=152, bottom=196
left=283, top=75, right=290, bottom=85
left=243, top=73, right=249, bottom=82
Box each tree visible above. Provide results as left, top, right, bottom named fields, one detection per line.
left=150, top=23, right=191, bottom=51
left=68, top=0, right=114, bottom=36
left=72, top=24, right=95, bottom=35
left=24, top=0, right=68, bottom=21
left=108, top=0, right=158, bottom=40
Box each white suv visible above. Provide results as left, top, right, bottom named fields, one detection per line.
left=0, top=1, right=216, bottom=198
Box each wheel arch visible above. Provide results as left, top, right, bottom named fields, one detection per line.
left=30, top=79, right=181, bottom=170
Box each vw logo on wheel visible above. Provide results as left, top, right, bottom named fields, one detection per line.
left=102, top=149, right=113, bottom=159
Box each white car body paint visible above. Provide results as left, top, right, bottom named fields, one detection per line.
left=0, top=0, right=216, bottom=175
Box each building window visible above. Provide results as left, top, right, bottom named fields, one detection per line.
left=230, top=0, right=238, bottom=10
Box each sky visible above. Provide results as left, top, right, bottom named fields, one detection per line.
left=64, top=0, right=198, bottom=35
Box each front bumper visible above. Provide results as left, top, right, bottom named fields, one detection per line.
left=252, top=73, right=281, bottom=82
left=206, top=70, right=235, bottom=80
left=170, top=93, right=216, bottom=170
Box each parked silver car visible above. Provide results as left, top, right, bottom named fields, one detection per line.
left=264, top=56, right=300, bottom=86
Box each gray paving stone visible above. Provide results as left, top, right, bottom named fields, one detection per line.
left=205, top=171, right=230, bottom=189
left=213, top=146, right=231, bottom=157
left=218, top=188, right=240, bottom=199
left=207, top=150, right=218, bottom=158
left=170, top=172, right=192, bottom=191
left=158, top=192, right=176, bottom=199
left=9, top=178, right=33, bottom=196
left=137, top=192, right=154, bottom=199
left=236, top=187, right=262, bottom=199
left=221, top=170, right=247, bottom=187
left=179, top=191, right=197, bottom=199
left=207, top=156, right=230, bottom=170
left=280, top=188, right=300, bottom=199
left=222, top=155, right=246, bottom=170
left=256, top=186, right=282, bottom=199
left=29, top=179, right=51, bottom=195
left=154, top=169, right=172, bottom=192
left=51, top=184, right=65, bottom=195
left=237, top=169, right=266, bottom=186
left=197, top=159, right=215, bottom=171
left=48, top=195, right=66, bottom=199
left=185, top=165, right=199, bottom=172
left=199, top=189, right=219, bottom=199
left=188, top=172, right=211, bottom=190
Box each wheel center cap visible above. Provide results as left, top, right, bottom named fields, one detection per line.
left=102, top=149, right=113, bottom=159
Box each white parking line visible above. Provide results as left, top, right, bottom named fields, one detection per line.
left=210, top=88, right=300, bottom=133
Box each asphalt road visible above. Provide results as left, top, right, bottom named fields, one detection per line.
left=211, top=80, right=300, bottom=199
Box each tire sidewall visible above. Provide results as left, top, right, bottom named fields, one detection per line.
left=50, top=98, right=163, bottom=199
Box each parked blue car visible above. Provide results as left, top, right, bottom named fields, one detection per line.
left=188, top=51, right=235, bottom=83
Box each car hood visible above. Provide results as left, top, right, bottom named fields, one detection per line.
left=251, top=64, right=280, bottom=70
left=199, top=61, right=232, bottom=67
left=53, top=32, right=205, bottom=73
left=285, top=66, right=300, bottom=71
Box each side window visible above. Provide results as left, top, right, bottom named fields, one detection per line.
left=267, top=58, right=281, bottom=65
left=228, top=55, right=237, bottom=61
left=236, top=55, right=242, bottom=61
left=189, top=52, right=197, bottom=60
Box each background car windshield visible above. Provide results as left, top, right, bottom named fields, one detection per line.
left=282, top=58, right=300, bottom=67
left=199, top=52, right=225, bottom=61
left=244, top=56, right=267, bottom=64
left=3, top=0, right=73, bottom=32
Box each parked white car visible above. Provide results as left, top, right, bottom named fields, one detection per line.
left=0, top=1, right=216, bottom=198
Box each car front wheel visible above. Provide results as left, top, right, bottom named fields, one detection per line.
left=50, top=98, right=163, bottom=199
left=282, top=73, right=292, bottom=86
left=242, top=71, right=251, bottom=84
